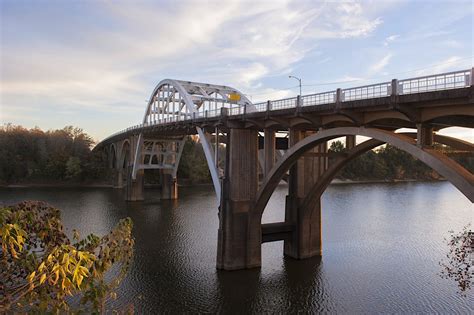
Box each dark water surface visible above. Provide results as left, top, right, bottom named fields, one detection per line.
left=1, top=182, right=472, bottom=313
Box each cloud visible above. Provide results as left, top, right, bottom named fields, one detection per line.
left=0, top=0, right=390, bottom=138
left=383, top=34, right=400, bottom=46
left=369, top=53, right=393, bottom=74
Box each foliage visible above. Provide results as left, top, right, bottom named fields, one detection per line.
left=327, top=140, right=469, bottom=181
left=0, top=124, right=106, bottom=184
left=439, top=225, right=473, bottom=296
left=177, top=136, right=212, bottom=183
left=0, top=201, right=134, bottom=313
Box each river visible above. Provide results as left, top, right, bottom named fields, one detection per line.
left=1, top=181, right=472, bottom=313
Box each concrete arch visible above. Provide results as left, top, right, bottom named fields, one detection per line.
left=109, top=143, right=117, bottom=169
left=119, top=140, right=131, bottom=169
left=421, top=105, right=474, bottom=122
left=254, top=127, right=474, bottom=219
left=364, top=111, right=410, bottom=124
left=321, top=115, right=353, bottom=126
left=301, top=133, right=474, bottom=212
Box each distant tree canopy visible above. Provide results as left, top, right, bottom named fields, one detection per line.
left=177, top=136, right=212, bottom=183
left=328, top=140, right=473, bottom=181
left=1, top=125, right=471, bottom=185
left=0, top=124, right=105, bottom=184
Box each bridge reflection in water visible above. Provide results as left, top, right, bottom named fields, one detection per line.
left=95, top=68, right=474, bottom=270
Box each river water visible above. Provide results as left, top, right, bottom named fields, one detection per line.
left=1, top=181, right=472, bottom=313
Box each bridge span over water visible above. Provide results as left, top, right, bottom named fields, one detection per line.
left=95, top=68, right=474, bottom=270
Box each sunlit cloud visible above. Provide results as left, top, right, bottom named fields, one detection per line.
left=0, top=0, right=472, bottom=141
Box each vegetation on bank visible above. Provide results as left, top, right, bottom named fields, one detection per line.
left=328, top=140, right=474, bottom=181
left=0, top=124, right=106, bottom=185
left=0, top=201, right=134, bottom=313
left=1, top=124, right=472, bottom=185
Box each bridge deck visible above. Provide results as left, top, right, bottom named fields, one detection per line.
left=96, top=68, right=473, bottom=148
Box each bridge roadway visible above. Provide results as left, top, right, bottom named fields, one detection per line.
left=95, top=68, right=474, bottom=270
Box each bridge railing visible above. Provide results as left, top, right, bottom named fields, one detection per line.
left=341, top=82, right=391, bottom=101
left=302, top=91, right=336, bottom=106
left=270, top=97, right=298, bottom=110
left=99, top=68, right=472, bottom=144
left=253, top=102, right=267, bottom=112
left=398, top=69, right=471, bottom=94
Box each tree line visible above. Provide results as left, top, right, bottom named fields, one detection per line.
left=1, top=124, right=472, bottom=185
left=328, top=140, right=473, bottom=181
left=0, top=124, right=106, bottom=184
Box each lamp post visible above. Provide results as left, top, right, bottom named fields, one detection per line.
left=289, top=75, right=302, bottom=96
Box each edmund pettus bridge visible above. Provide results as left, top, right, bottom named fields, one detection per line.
left=95, top=68, right=474, bottom=270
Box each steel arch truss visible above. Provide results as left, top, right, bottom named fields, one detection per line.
left=132, top=79, right=252, bottom=203
left=140, top=139, right=185, bottom=177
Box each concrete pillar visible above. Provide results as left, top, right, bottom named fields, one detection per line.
left=161, top=171, right=178, bottom=200
left=217, top=128, right=260, bottom=270
left=125, top=167, right=144, bottom=201
left=284, top=129, right=326, bottom=259
left=417, top=124, right=434, bottom=147
left=263, top=129, right=276, bottom=177
left=346, top=135, right=356, bottom=150
left=113, top=169, right=123, bottom=188
left=124, top=134, right=144, bottom=201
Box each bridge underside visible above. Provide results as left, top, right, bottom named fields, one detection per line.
left=96, top=77, right=474, bottom=270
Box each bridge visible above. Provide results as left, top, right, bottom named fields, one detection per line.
left=95, top=68, right=474, bottom=270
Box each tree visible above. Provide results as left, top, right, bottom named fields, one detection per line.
left=439, top=225, right=473, bottom=296
left=0, top=201, right=134, bottom=313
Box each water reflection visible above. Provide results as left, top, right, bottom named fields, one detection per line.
left=0, top=182, right=472, bottom=313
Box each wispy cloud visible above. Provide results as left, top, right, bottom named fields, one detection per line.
left=2, top=0, right=471, bottom=141
left=383, top=34, right=400, bottom=46
left=369, top=53, right=393, bottom=74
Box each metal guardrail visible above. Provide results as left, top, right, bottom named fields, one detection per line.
left=302, top=91, right=336, bottom=106
left=342, top=82, right=391, bottom=101
left=398, top=69, right=471, bottom=94
left=99, top=68, right=473, bottom=144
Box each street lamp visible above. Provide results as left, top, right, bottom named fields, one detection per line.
left=289, top=75, right=302, bottom=96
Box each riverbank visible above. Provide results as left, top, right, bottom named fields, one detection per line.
left=1, top=178, right=445, bottom=188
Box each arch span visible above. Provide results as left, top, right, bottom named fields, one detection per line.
left=132, top=79, right=254, bottom=203
left=254, top=127, right=474, bottom=219
left=109, top=143, right=117, bottom=169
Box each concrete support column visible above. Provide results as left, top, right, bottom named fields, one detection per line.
left=284, top=129, right=326, bottom=259
left=113, top=169, right=123, bottom=188
left=125, top=134, right=144, bottom=201
left=217, top=128, right=260, bottom=270
left=417, top=124, right=434, bottom=147
left=263, top=129, right=276, bottom=177
left=161, top=171, right=178, bottom=200
left=346, top=135, right=356, bottom=150
left=125, top=167, right=144, bottom=201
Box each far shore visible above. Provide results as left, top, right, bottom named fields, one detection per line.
left=1, top=178, right=445, bottom=189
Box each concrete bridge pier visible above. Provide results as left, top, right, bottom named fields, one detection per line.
left=161, top=170, right=178, bottom=200
left=417, top=123, right=434, bottom=147
left=125, top=167, right=144, bottom=201
left=217, top=128, right=260, bottom=270
left=125, top=134, right=144, bottom=201
left=112, top=169, right=123, bottom=188
left=264, top=129, right=276, bottom=177
left=284, top=129, right=327, bottom=259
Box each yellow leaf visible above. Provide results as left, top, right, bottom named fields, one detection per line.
left=39, top=274, right=47, bottom=285
left=76, top=275, right=83, bottom=287
left=52, top=269, right=60, bottom=285
left=27, top=271, right=36, bottom=282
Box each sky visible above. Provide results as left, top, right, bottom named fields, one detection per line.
left=0, top=0, right=473, bottom=143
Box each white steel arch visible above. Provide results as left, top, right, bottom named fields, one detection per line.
left=132, top=79, right=253, bottom=204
